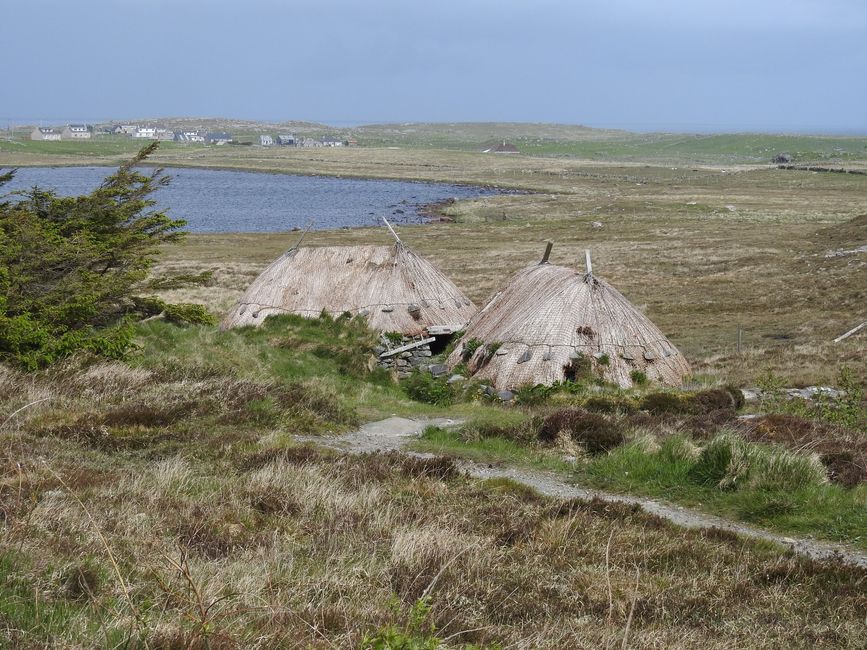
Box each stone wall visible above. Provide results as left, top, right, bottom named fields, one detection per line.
left=374, top=334, right=433, bottom=379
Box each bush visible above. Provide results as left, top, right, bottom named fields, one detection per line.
left=538, top=407, right=624, bottom=453
left=630, top=370, right=648, bottom=385
left=639, top=391, right=691, bottom=415
left=0, top=143, right=211, bottom=369
left=583, top=396, right=637, bottom=414
left=461, top=337, right=483, bottom=361
left=514, top=383, right=555, bottom=405
left=402, top=371, right=454, bottom=406
left=689, top=388, right=737, bottom=414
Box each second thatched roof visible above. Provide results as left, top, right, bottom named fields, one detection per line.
left=447, top=259, right=691, bottom=389
left=221, top=242, right=476, bottom=335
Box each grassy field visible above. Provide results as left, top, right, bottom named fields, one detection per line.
left=3, top=316, right=866, bottom=648
left=1, top=126, right=866, bottom=647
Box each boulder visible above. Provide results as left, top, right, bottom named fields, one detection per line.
left=429, top=364, right=449, bottom=378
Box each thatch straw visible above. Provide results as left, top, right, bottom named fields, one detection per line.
left=221, top=243, right=477, bottom=335
left=447, top=262, right=691, bottom=388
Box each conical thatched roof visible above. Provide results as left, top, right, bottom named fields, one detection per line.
left=221, top=242, right=476, bottom=335
left=447, top=259, right=691, bottom=389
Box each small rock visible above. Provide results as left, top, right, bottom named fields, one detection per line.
left=483, top=385, right=496, bottom=396
left=381, top=306, right=394, bottom=313
left=497, top=390, right=515, bottom=402
left=447, top=374, right=465, bottom=384
left=429, top=364, right=449, bottom=378
left=399, top=351, right=412, bottom=359
left=373, top=345, right=386, bottom=355
left=590, top=221, right=603, bottom=229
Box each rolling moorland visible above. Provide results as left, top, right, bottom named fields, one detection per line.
left=1, top=123, right=866, bottom=648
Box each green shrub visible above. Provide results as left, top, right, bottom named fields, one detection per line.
left=162, top=303, right=216, bottom=326
left=402, top=371, right=454, bottom=406
left=360, top=598, right=442, bottom=650
left=514, top=383, right=555, bottom=405
left=461, top=337, right=483, bottom=361
left=538, top=408, right=624, bottom=453
left=0, top=143, right=211, bottom=369
left=630, top=370, right=648, bottom=385
left=597, top=353, right=610, bottom=366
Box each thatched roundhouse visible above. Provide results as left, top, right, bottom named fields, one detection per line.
left=221, top=242, right=477, bottom=341
left=447, top=255, right=690, bottom=389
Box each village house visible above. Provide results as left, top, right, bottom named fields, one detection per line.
left=276, top=134, right=296, bottom=146
left=155, top=128, right=174, bottom=141
left=259, top=135, right=274, bottom=146
left=321, top=136, right=344, bottom=147
left=483, top=140, right=519, bottom=154
left=174, top=130, right=205, bottom=143
left=133, top=126, right=157, bottom=139
left=118, top=125, right=138, bottom=135
left=205, top=132, right=232, bottom=145
left=299, top=137, right=323, bottom=148
left=61, top=124, right=91, bottom=140
left=30, top=127, right=62, bottom=141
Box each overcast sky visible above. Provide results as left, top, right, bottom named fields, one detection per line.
left=2, top=0, right=865, bottom=133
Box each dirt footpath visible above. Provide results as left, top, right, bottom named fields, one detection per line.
left=300, top=417, right=867, bottom=568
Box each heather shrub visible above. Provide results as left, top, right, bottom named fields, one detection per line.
left=538, top=407, right=624, bottom=454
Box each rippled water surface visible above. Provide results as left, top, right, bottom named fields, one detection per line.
left=3, top=166, right=501, bottom=232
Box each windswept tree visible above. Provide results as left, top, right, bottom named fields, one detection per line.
left=0, top=142, right=213, bottom=369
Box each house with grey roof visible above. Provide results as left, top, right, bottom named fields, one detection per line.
left=30, top=127, right=62, bottom=141
left=483, top=140, right=519, bottom=154
left=321, top=136, right=344, bottom=147
left=259, top=135, right=274, bottom=146
left=174, top=130, right=205, bottom=143
left=205, top=132, right=232, bottom=145
left=276, top=134, right=296, bottom=146
left=61, top=124, right=92, bottom=140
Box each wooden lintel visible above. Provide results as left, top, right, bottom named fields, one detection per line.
left=379, top=337, right=436, bottom=358
left=427, top=325, right=462, bottom=336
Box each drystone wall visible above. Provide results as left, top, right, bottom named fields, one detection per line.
left=374, top=335, right=433, bottom=378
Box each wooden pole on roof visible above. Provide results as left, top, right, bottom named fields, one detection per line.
left=540, top=241, right=553, bottom=264
left=585, top=249, right=593, bottom=276
left=382, top=216, right=402, bottom=244
left=283, top=219, right=314, bottom=256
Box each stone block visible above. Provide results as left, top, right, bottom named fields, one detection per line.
left=428, top=364, right=448, bottom=378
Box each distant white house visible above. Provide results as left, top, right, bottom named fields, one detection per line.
left=276, top=134, right=296, bottom=146
left=321, top=136, right=344, bottom=147
left=259, top=135, right=274, bottom=146
left=30, top=127, right=62, bottom=141
left=118, top=125, right=138, bottom=135
left=174, top=130, right=205, bottom=143
left=483, top=140, right=519, bottom=154
left=61, top=124, right=91, bottom=140
left=133, top=126, right=157, bottom=139
left=155, top=127, right=174, bottom=141
left=205, top=132, right=232, bottom=145
left=299, top=137, right=323, bottom=148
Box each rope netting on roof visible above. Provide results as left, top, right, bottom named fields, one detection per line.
left=448, top=263, right=690, bottom=389
left=221, top=243, right=477, bottom=335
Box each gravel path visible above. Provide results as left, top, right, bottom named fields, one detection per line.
left=300, top=417, right=867, bottom=568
